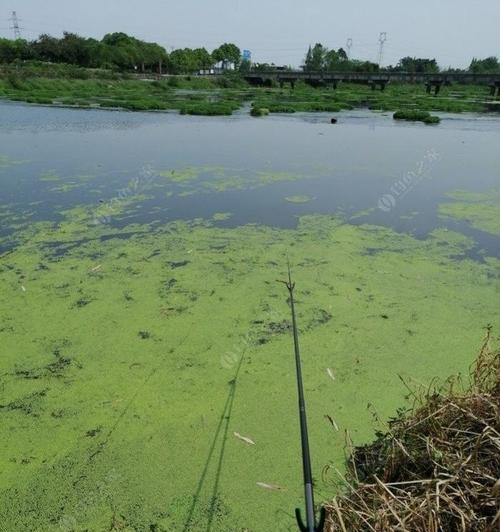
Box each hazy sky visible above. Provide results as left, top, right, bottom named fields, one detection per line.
left=2, top=0, right=499, bottom=68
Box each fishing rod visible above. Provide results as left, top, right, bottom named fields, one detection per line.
left=281, top=263, right=326, bottom=532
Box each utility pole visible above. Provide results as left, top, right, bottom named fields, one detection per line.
left=346, top=38, right=353, bottom=60
left=377, top=32, right=387, bottom=67
left=9, top=11, right=22, bottom=40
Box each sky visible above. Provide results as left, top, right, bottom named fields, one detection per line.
left=1, top=0, right=499, bottom=68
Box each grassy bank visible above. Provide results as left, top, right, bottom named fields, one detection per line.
left=0, top=63, right=496, bottom=115
left=0, top=75, right=250, bottom=113
left=0, top=62, right=250, bottom=114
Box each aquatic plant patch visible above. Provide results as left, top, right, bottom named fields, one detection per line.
left=284, top=195, right=314, bottom=204
left=439, top=189, right=500, bottom=235
left=0, top=203, right=498, bottom=530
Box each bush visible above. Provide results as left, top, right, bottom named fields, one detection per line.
left=30, top=96, right=53, bottom=105
left=250, top=107, right=270, bottom=117
left=393, top=109, right=440, bottom=124
left=393, top=109, right=431, bottom=120
left=6, top=73, right=25, bottom=90
left=304, top=102, right=342, bottom=112
left=167, top=76, right=180, bottom=87
left=214, top=74, right=247, bottom=89
left=423, top=115, right=441, bottom=124
left=180, top=102, right=235, bottom=115
left=267, top=104, right=296, bottom=113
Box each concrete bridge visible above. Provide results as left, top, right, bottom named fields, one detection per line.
left=243, top=71, right=500, bottom=96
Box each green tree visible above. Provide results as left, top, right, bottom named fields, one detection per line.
left=140, top=42, right=168, bottom=72
left=168, top=48, right=197, bottom=73
left=0, top=38, right=30, bottom=63
left=324, top=49, right=340, bottom=70
left=323, top=48, right=349, bottom=71
left=304, top=43, right=326, bottom=71
left=212, top=43, right=241, bottom=69
left=59, top=32, right=92, bottom=66
left=469, top=57, right=499, bottom=73
left=100, top=33, right=167, bottom=71
left=337, top=47, right=348, bottom=61
left=304, top=45, right=312, bottom=70
left=239, top=58, right=251, bottom=73
left=193, top=47, right=213, bottom=70
left=350, top=60, right=380, bottom=73
left=32, top=34, right=62, bottom=63
left=396, top=57, right=439, bottom=73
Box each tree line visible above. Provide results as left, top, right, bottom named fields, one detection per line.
left=0, top=32, right=242, bottom=74
left=0, top=33, right=499, bottom=75
left=303, top=43, right=380, bottom=72
left=303, top=42, right=500, bottom=74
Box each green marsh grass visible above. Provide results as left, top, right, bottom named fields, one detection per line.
left=0, top=66, right=494, bottom=116
left=393, top=109, right=441, bottom=124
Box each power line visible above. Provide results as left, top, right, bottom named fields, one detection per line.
left=9, top=11, right=22, bottom=40
left=377, top=32, right=387, bottom=66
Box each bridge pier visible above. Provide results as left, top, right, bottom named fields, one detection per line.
left=368, top=80, right=387, bottom=91
left=279, top=79, right=296, bottom=90
left=305, top=79, right=324, bottom=88
left=426, top=80, right=443, bottom=96
left=244, top=71, right=500, bottom=93
left=489, top=82, right=500, bottom=97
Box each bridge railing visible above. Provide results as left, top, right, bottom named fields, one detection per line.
left=244, top=71, right=500, bottom=84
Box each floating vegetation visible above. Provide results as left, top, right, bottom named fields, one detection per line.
left=179, top=102, right=238, bottom=116
left=39, top=171, right=60, bottom=182
left=0, top=201, right=498, bottom=529
left=250, top=106, right=270, bottom=117
left=159, top=167, right=201, bottom=183
left=0, top=100, right=499, bottom=529
left=212, top=212, right=233, bottom=221
left=156, top=166, right=306, bottom=196
left=284, top=195, right=314, bottom=204
left=256, top=170, right=303, bottom=185
left=393, top=109, right=441, bottom=124
left=49, top=182, right=84, bottom=193
left=0, top=154, right=25, bottom=169
left=439, top=189, right=500, bottom=235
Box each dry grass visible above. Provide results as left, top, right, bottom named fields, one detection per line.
left=324, top=327, right=500, bottom=531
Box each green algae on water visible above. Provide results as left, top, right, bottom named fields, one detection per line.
left=39, top=171, right=61, bottom=182
left=49, top=182, right=85, bottom=193
left=0, top=154, right=26, bottom=169
left=212, top=212, right=233, bottom=221
left=156, top=166, right=310, bottom=197
left=0, top=202, right=498, bottom=531
left=159, top=167, right=201, bottom=183
left=284, top=195, right=314, bottom=204
left=439, top=189, right=500, bottom=235
left=257, top=170, right=303, bottom=185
